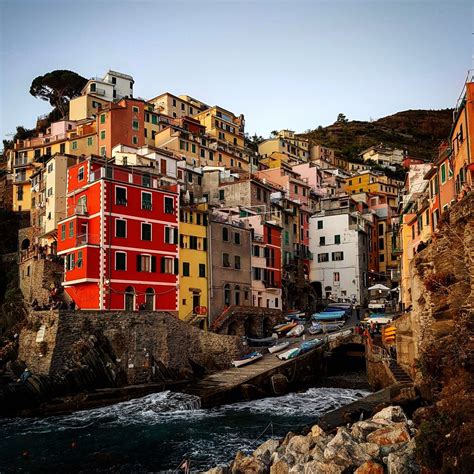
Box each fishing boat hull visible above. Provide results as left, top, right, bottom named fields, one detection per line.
left=277, top=348, right=300, bottom=360
left=286, top=324, right=304, bottom=337
left=232, top=352, right=263, bottom=368
left=268, top=342, right=290, bottom=354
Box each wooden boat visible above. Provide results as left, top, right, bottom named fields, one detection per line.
left=273, top=322, right=297, bottom=334
left=286, top=324, right=304, bottom=337
left=277, top=348, right=301, bottom=360
left=284, top=311, right=306, bottom=322
left=312, top=311, right=346, bottom=321
left=309, top=322, right=323, bottom=335
left=299, top=338, right=324, bottom=353
left=232, top=351, right=263, bottom=368
left=327, top=329, right=352, bottom=341
left=268, top=341, right=290, bottom=354
left=322, top=322, right=344, bottom=332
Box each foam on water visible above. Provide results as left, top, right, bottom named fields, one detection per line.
left=0, top=387, right=369, bottom=472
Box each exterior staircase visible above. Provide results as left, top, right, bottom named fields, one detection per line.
left=388, top=359, right=413, bottom=384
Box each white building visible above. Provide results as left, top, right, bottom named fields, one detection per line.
left=360, top=144, right=405, bottom=166
left=82, top=70, right=134, bottom=102
left=309, top=197, right=369, bottom=305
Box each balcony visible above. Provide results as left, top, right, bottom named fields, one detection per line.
left=76, top=233, right=88, bottom=246
left=74, top=204, right=88, bottom=216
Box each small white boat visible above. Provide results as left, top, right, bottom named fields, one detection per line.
left=268, top=341, right=290, bottom=354
left=327, top=329, right=353, bottom=341
left=277, top=348, right=301, bottom=360
left=286, top=324, right=304, bottom=337
left=232, top=352, right=262, bottom=368
left=309, top=322, right=323, bottom=335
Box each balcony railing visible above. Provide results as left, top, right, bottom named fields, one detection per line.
left=74, top=204, right=88, bottom=216
left=76, top=234, right=88, bottom=246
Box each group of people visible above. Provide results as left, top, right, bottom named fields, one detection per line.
left=354, top=321, right=381, bottom=337
left=31, top=297, right=75, bottom=311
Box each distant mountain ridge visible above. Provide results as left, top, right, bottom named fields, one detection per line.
left=301, top=109, right=454, bottom=162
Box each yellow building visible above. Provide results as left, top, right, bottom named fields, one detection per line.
left=149, top=92, right=209, bottom=119
left=179, top=203, right=209, bottom=327
left=399, top=213, right=416, bottom=309
left=259, top=130, right=310, bottom=163
left=69, top=94, right=110, bottom=121
left=345, top=170, right=401, bottom=207
left=193, top=106, right=245, bottom=149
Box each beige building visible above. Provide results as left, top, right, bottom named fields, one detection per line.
left=259, top=130, right=310, bottom=163
left=360, top=144, right=405, bottom=166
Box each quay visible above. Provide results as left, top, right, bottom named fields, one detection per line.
left=182, top=329, right=365, bottom=407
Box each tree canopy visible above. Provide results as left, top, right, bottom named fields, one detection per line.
left=29, top=70, right=87, bottom=118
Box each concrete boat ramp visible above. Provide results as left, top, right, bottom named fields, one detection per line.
left=182, top=330, right=361, bottom=407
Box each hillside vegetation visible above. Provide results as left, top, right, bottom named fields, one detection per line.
left=301, top=109, right=454, bottom=162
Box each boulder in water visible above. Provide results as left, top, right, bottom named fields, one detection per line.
left=231, top=450, right=266, bottom=474
left=253, top=438, right=280, bottom=461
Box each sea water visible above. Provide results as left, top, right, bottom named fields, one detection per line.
left=0, top=387, right=369, bottom=472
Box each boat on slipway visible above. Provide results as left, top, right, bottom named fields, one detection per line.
left=232, top=352, right=262, bottom=368
left=277, top=348, right=301, bottom=360
left=268, top=341, right=290, bottom=354
left=286, top=324, right=305, bottom=337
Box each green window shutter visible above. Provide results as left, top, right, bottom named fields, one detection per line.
left=151, top=256, right=156, bottom=272
left=174, top=228, right=178, bottom=244
left=160, top=257, right=165, bottom=273
left=203, top=238, right=207, bottom=251
left=174, top=258, right=179, bottom=275
left=165, top=227, right=170, bottom=243
left=136, top=255, right=142, bottom=272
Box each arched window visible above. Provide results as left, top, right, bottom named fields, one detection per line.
left=21, top=238, right=30, bottom=250
left=125, top=286, right=135, bottom=311
left=234, top=285, right=241, bottom=306
left=224, top=284, right=231, bottom=306
left=145, top=288, right=155, bottom=311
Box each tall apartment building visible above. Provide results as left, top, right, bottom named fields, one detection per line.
left=57, top=157, right=179, bottom=312
left=308, top=196, right=369, bottom=305
left=259, top=130, right=310, bottom=163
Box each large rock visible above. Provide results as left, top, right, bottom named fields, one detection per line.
left=302, top=460, right=345, bottom=473
left=286, top=435, right=312, bottom=455
left=359, top=442, right=381, bottom=459
left=354, top=460, right=385, bottom=474
left=310, top=424, right=326, bottom=439
left=351, top=421, right=386, bottom=441
left=323, top=428, right=372, bottom=468
left=387, top=439, right=419, bottom=474
left=253, top=438, right=280, bottom=460
left=367, top=423, right=411, bottom=446
left=202, top=467, right=229, bottom=474
left=372, top=406, right=407, bottom=424
left=270, top=459, right=289, bottom=474
left=231, top=451, right=266, bottom=474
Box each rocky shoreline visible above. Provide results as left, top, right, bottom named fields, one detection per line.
left=203, top=405, right=419, bottom=474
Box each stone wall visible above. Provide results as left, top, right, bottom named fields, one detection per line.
left=395, top=193, right=474, bottom=384
left=18, top=310, right=245, bottom=384
left=19, top=257, right=63, bottom=305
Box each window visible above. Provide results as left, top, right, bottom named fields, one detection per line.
left=47, top=187, right=53, bottom=197
left=165, top=227, right=178, bottom=244
left=379, top=254, right=385, bottom=262
left=317, top=220, right=323, bottom=229
left=132, top=120, right=139, bottom=131
left=115, top=252, right=126, bottom=271
left=116, top=219, right=126, bottom=238
left=219, top=189, right=225, bottom=200
left=164, top=197, right=174, bottom=214
left=132, top=136, right=138, bottom=145
left=141, top=223, right=152, bottom=241
left=142, top=191, right=152, bottom=210
left=378, top=223, right=384, bottom=235
left=132, top=106, right=139, bottom=113
left=66, top=253, right=75, bottom=271
left=333, top=272, right=340, bottom=282
left=223, top=253, right=230, bottom=267
left=440, top=163, right=447, bottom=184
left=61, top=224, right=66, bottom=240
left=234, top=232, right=241, bottom=244
left=199, top=264, right=206, bottom=277
left=379, top=238, right=384, bottom=250
left=285, top=231, right=289, bottom=245
left=68, top=221, right=74, bottom=238
left=116, top=187, right=127, bottom=205
left=100, top=130, right=106, bottom=140
left=317, top=253, right=329, bottom=263
left=222, top=227, right=229, bottom=241
left=137, top=254, right=156, bottom=272
left=100, top=114, right=106, bottom=124
left=78, top=166, right=84, bottom=181
left=189, top=235, right=198, bottom=249
left=332, top=251, right=344, bottom=261
left=234, top=255, right=241, bottom=269
left=160, top=256, right=178, bottom=274
left=72, top=141, right=78, bottom=150
left=425, top=211, right=430, bottom=226
left=100, top=146, right=106, bottom=156
left=319, top=236, right=325, bottom=246
left=60, top=143, right=66, bottom=153
left=183, top=262, right=190, bottom=276
left=334, top=235, right=341, bottom=244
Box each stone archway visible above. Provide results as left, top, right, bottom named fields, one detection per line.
left=263, top=317, right=273, bottom=337
left=228, top=321, right=239, bottom=336
left=21, top=238, right=30, bottom=250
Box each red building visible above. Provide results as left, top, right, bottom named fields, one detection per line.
left=57, top=156, right=179, bottom=312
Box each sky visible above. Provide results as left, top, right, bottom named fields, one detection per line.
left=0, top=0, right=472, bottom=145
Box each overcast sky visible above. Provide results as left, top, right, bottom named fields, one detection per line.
left=0, top=0, right=472, bottom=145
